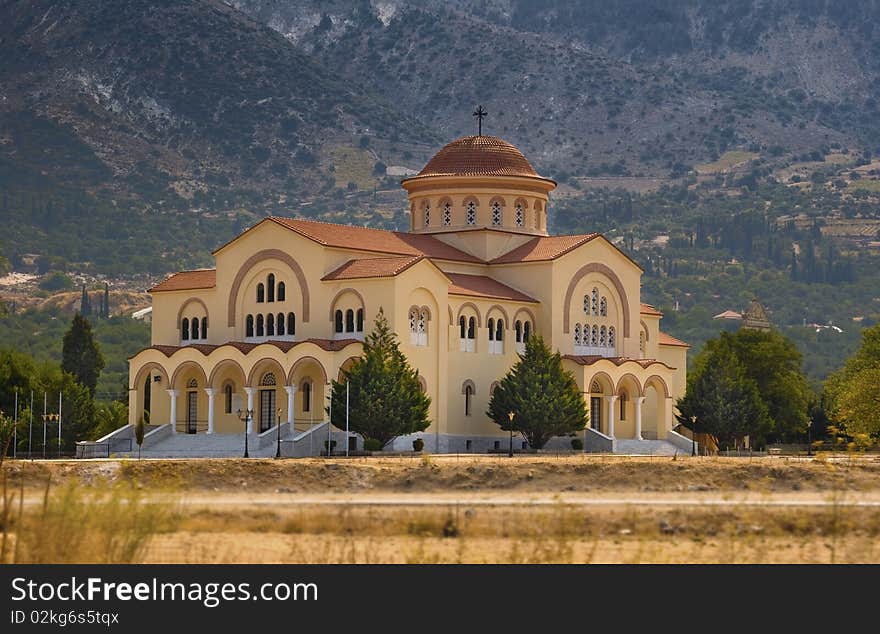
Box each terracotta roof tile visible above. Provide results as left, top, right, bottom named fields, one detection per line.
left=405, top=135, right=552, bottom=181
left=447, top=273, right=538, bottom=303
left=658, top=332, right=690, bottom=347
left=267, top=217, right=481, bottom=263
left=640, top=303, right=663, bottom=316
left=149, top=269, right=216, bottom=293
left=562, top=355, right=676, bottom=370
left=322, top=256, right=424, bottom=281
left=490, top=234, right=600, bottom=263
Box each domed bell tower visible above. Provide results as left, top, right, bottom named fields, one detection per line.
left=401, top=134, right=556, bottom=260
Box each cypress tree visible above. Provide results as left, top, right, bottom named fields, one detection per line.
left=61, top=313, right=105, bottom=395
left=80, top=284, right=91, bottom=316
left=487, top=335, right=587, bottom=449
left=329, top=308, right=430, bottom=448
left=103, top=283, right=110, bottom=318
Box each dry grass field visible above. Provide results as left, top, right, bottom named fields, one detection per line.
left=3, top=454, right=880, bottom=564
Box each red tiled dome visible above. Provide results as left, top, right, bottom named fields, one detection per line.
left=415, top=135, right=544, bottom=179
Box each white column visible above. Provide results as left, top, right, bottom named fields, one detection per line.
left=634, top=396, right=645, bottom=441
left=204, top=388, right=215, bottom=434
left=167, top=389, right=180, bottom=434
left=284, top=385, right=296, bottom=428
left=605, top=395, right=618, bottom=439
left=244, top=387, right=255, bottom=434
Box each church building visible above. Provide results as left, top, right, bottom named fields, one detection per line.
left=126, top=133, right=689, bottom=455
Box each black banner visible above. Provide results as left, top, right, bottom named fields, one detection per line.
left=0, top=565, right=873, bottom=629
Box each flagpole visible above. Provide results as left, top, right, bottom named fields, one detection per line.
left=43, top=391, right=47, bottom=459
left=326, top=383, right=332, bottom=459
left=28, top=390, right=33, bottom=460
left=345, top=380, right=349, bottom=458
left=13, top=388, right=18, bottom=459
left=58, top=391, right=62, bottom=459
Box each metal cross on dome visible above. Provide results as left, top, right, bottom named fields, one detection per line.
left=473, top=105, right=487, bottom=136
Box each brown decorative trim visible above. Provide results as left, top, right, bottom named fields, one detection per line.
left=130, top=362, right=170, bottom=390
left=640, top=320, right=650, bottom=342
left=563, top=263, right=630, bottom=337
left=562, top=355, right=676, bottom=371
left=512, top=307, right=537, bottom=328
left=176, top=297, right=210, bottom=330
left=643, top=374, right=670, bottom=398
left=586, top=371, right=615, bottom=393
left=288, top=356, right=328, bottom=386
left=485, top=304, right=510, bottom=326
left=455, top=302, right=483, bottom=328
left=208, top=359, right=248, bottom=387
left=246, top=357, right=287, bottom=387
left=615, top=372, right=644, bottom=397
left=328, top=288, right=366, bottom=321
left=227, top=249, right=310, bottom=327
left=461, top=379, right=476, bottom=395
left=419, top=305, right=433, bottom=321
left=170, top=360, right=209, bottom=388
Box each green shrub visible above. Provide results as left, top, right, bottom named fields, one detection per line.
left=364, top=438, right=382, bottom=451
left=571, top=437, right=584, bottom=450
left=412, top=438, right=424, bottom=452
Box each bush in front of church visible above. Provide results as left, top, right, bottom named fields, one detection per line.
left=487, top=335, right=588, bottom=449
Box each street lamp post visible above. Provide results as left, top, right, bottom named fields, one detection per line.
left=236, top=408, right=252, bottom=458
left=690, top=414, right=697, bottom=457
left=507, top=411, right=515, bottom=458
left=275, top=408, right=283, bottom=459
left=807, top=419, right=813, bottom=457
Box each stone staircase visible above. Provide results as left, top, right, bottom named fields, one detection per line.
left=613, top=439, right=686, bottom=456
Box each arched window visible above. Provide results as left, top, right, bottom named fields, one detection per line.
left=583, top=294, right=590, bottom=313
left=459, top=316, right=466, bottom=339
left=246, top=314, right=254, bottom=338
left=467, top=316, right=476, bottom=339
left=187, top=378, right=197, bottom=389
left=534, top=202, right=542, bottom=229
left=335, top=310, right=344, bottom=333
left=277, top=282, right=286, bottom=302
left=639, top=330, right=645, bottom=357
left=465, top=200, right=477, bottom=225
left=609, top=326, right=616, bottom=349
left=574, top=323, right=581, bottom=346
left=288, top=312, right=296, bottom=336
left=487, top=318, right=495, bottom=341
left=523, top=321, right=531, bottom=342
left=266, top=313, right=275, bottom=337
left=591, top=288, right=598, bottom=315
left=423, top=202, right=430, bottom=227
left=267, top=274, right=275, bottom=302
left=600, top=297, right=607, bottom=317
left=515, top=202, right=524, bottom=227
left=201, top=317, right=208, bottom=340
left=410, top=309, right=418, bottom=334
left=619, top=392, right=627, bottom=420
left=302, top=381, right=311, bottom=412
left=345, top=309, right=355, bottom=333
left=277, top=312, right=285, bottom=336
left=191, top=317, right=199, bottom=340
left=256, top=314, right=264, bottom=337
left=599, top=325, right=607, bottom=347
left=443, top=201, right=452, bottom=226
left=356, top=308, right=364, bottom=332
left=418, top=311, right=426, bottom=336
left=515, top=320, right=522, bottom=343
left=495, top=319, right=503, bottom=341
left=224, top=383, right=233, bottom=414
left=256, top=283, right=265, bottom=303
left=181, top=318, right=190, bottom=340
left=261, top=372, right=277, bottom=387
left=491, top=201, right=502, bottom=226
left=590, top=325, right=598, bottom=346
left=464, top=384, right=473, bottom=416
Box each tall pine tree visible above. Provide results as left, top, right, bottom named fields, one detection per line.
left=62, top=313, right=105, bottom=395
left=329, top=308, right=430, bottom=448
left=487, top=335, right=587, bottom=449
left=80, top=284, right=91, bottom=316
